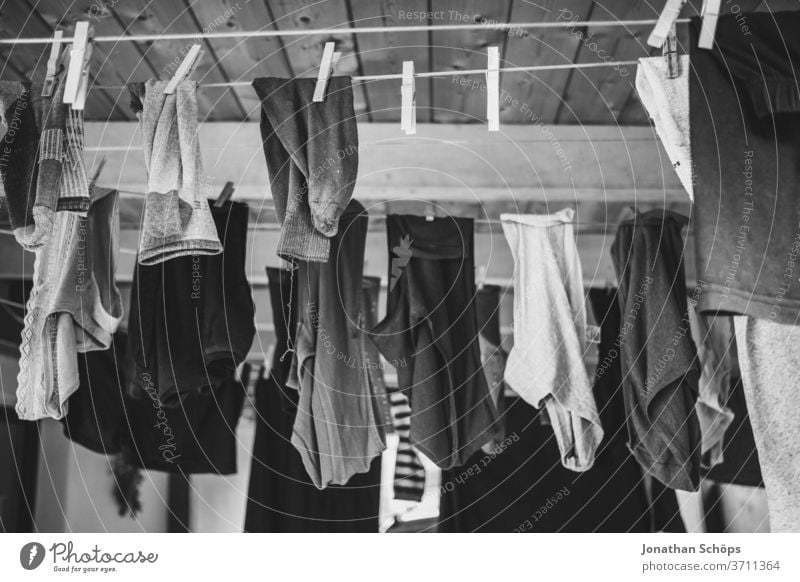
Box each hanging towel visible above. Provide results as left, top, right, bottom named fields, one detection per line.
left=0, top=81, right=52, bottom=250
left=16, top=187, right=123, bottom=421
left=252, top=77, right=359, bottom=263
left=500, top=209, right=603, bottom=472
left=127, top=79, right=221, bottom=265
left=734, top=316, right=800, bottom=532
left=635, top=56, right=693, bottom=200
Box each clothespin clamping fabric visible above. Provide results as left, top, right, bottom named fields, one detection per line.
left=486, top=46, right=500, bottom=132
left=400, top=61, right=416, bottom=135
left=698, top=0, right=722, bottom=50
left=165, top=44, right=205, bottom=94
left=214, top=181, right=235, bottom=208
left=42, top=30, right=65, bottom=97
left=63, top=21, right=94, bottom=110
left=663, top=24, right=681, bottom=79
left=647, top=0, right=687, bottom=48
left=313, top=42, right=342, bottom=102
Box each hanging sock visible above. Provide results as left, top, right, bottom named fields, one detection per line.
left=389, top=388, right=425, bottom=502
left=127, top=79, right=221, bottom=265
left=0, top=81, right=53, bottom=250
left=252, top=77, right=359, bottom=263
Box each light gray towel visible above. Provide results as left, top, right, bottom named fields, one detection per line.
left=734, top=315, right=800, bottom=532
left=129, top=79, right=221, bottom=265
left=636, top=56, right=693, bottom=201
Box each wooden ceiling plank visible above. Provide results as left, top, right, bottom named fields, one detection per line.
left=0, top=0, right=119, bottom=119
left=111, top=0, right=246, bottom=120
left=556, top=0, right=669, bottom=125
left=181, top=0, right=292, bottom=121
left=618, top=0, right=770, bottom=124
left=348, top=0, right=432, bottom=123
left=266, top=0, right=368, bottom=118
left=501, top=0, right=594, bottom=124
left=430, top=0, right=512, bottom=124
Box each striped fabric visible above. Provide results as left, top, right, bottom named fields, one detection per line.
left=56, top=108, right=90, bottom=215
left=390, top=388, right=426, bottom=502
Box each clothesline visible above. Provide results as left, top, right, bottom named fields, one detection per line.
left=0, top=19, right=692, bottom=46
left=91, top=60, right=645, bottom=89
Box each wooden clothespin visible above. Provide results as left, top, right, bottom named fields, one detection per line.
left=42, top=30, right=64, bottom=97
left=214, top=181, right=235, bottom=207
left=663, top=24, right=681, bottom=79
left=63, top=21, right=94, bottom=110
left=313, top=42, right=342, bottom=102
left=698, top=0, right=722, bottom=50
left=486, top=46, right=500, bottom=132
left=164, top=44, right=204, bottom=94
left=400, top=61, right=416, bottom=135
left=647, top=0, right=688, bottom=48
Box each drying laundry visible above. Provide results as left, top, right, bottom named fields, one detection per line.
left=37, top=74, right=90, bottom=216
left=0, top=81, right=49, bottom=249
left=501, top=210, right=602, bottom=472
left=476, top=284, right=507, bottom=452
left=15, top=187, right=123, bottom=421
left=245, top=267, right=381, bottom=532
left=63, top=331, right=246, bottom=475
left=360, top=275, right=394, bottom=436
left=128, top=79, right=222, bottom=265
left=734, top=316, right=800, bottom=532
left=689, top=12, right=800, bottom=323
left=690, top=311, right=736, bottom=471
left=126, top=200, right=255, bottom=406
left=635, top=55, right=692, bottom=200
left=611, top=209, right=701, bottom=492
left=389, top=388, right=426, bottom=502
left=253, top=77, right=359, bottom=263
left=288, top=200, right=386, bottom=489
left=369, top=215, right=501, bottom=470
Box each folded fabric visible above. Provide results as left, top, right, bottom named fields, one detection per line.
left=126, top=200, right=255, bottom=406
left=128, top=79, right=221, bottom=265
left=16, top=187, right=123, bottom=421
left=501, top=209, right=603, bottom=472
left=635, top=56, right=693, bottom=200
left=611, top=209, right=702, bottom=491
left=689, top=12, right=800, bottom=323
left=252, top=77, right=358, bottom=263
left=0, top=81, right=51, bottom=250
left=734, top=316, right=800, bottom=532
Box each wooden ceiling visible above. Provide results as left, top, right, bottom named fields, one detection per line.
left=0, top=0, right=797, bottom=124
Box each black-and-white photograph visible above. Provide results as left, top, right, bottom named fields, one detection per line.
left=0, top=1, right=798, bottom=579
